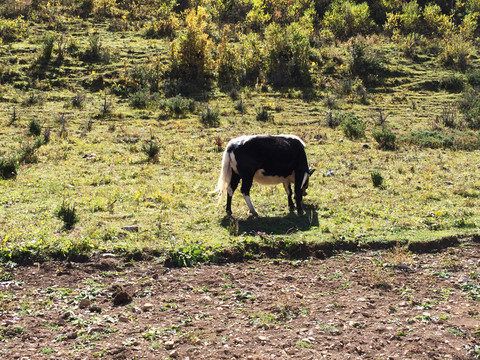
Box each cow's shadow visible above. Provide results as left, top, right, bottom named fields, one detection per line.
left=221, top=205, right=319, bottom=236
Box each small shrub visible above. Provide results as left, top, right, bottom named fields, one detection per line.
left=323, top=0, right=374, bottom=40
left=256, top=106, right=273, bottom=122
left=28, top=118, right=42, bottom=136
left=438, top=35, right=473, bottom=72
left=71, top=92, right=85, bottom=108
left=200, top=106, right=220, bottom=128
left=371, top=171, right=385, bottom=189
left=38, top=33, right=56, bottom=65
left=142, top=138, right=160, bottom=162
left=130, top=90, right=150, bottom=109
left=0, top=157, right=18, bottom=180
left=18, top=142, right=38, bottom=164
left=458, top=88, right=480, bottom=130
left=436, top=105, right=458, bottom=128
left=161, top=96, right=196, bottom=117
left=234, top=99, right=247, bottom=114
left=43, top=127, right=51, bottom=144
left=8, top=106, right=17, bottom=125
left=340, top=113, right=366, bottom=140
left=144, top=14, right=179, bottom=39
left=405, top=130, right=455, bottom=149
left=439, top=74, right=465, bottom=93
left=55, top=201, right=79, bottom=231
left=373, top=127, right=397, bottom=150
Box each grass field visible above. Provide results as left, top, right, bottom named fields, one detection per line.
left=1, top=5, right=480, bottom=265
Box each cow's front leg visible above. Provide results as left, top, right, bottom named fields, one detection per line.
left=294, top=175, right=305, bottom=215
left=240, top=176, right=258, bottom=217
left=283, top=183, right=295, bottom=212
left=226, top=172, right=240, bottom=215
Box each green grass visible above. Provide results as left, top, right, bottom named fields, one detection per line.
left=0, top=8, right=480, bottom=264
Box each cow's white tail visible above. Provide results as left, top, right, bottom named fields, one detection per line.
left=213, top=148, right=232, bottom=198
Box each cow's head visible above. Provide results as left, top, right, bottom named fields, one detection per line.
left=301, top=168, right=315, bottom=196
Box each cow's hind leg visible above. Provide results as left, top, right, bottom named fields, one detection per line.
left=226, top=172, right=240, bottom=215
left=240, top=176, right=258, bottom=217
left=283, top=183, right=295, bottom=212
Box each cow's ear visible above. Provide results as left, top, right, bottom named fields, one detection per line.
left=309, top=168, right=315, bottom=176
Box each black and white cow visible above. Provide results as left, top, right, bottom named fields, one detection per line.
left=215, top=135, right=314, bottom=217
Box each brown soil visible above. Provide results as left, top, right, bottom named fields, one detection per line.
left=1, top=243, right=479, bottom=360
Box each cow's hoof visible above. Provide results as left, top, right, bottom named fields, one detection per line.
left=297, top=209, right=304, bottom=216
left=250, top=211, right=259, bottom=218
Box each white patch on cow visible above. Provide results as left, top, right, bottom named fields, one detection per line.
left=229, top=151, right=239, bottom=174
left=253, top=169, right=295, bottom=185
left=301, top=172, right=309, bottom=189
left=243, top=194, right=258, bottom=216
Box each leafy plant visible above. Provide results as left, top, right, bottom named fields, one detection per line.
left=200, top=105, right=220, bottom=128
left=28, top=118, right=42, bottom=136
left=142, top=137, right=160, bottom=162
left=340, top=113, right=366, bottom=140
left=55, top=201, right=79, bottom=231
left=371, top=171, right=385, bottom=189
left=256, top=106, right=273, bottom=122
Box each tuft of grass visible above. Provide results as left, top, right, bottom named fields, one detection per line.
left=55, top=201, right=79, bottom=231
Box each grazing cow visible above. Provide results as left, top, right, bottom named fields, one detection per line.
left=214, top=135, right=314, bottom=217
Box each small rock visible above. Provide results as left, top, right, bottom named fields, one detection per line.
left=168, top=350, right=179, bottom=358
left=113, top=291, right=132, bottom=306
left=142, top=303, right=154, bottom=312
left=78, top=299, right=91, bottom=309
left=89, top=305, right=102, bottom=313
left=66, top=331, right=78, bottom=339
left=119, top=316, right=129, bottom=323
left=258, top=335, right=268, bottom=342
left=325, top=169, right=335, bottom=177
left=164, top=340, right=175, bottom=349
left=101, top=253, right=116, bottom=258
left=445, top=181, right=454, bottom=185
left=294, top=292, right=304, bottom=299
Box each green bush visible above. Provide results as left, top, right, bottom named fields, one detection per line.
left=371, top=171, right=385, bottom=189
left=0, top=17, right=26, bottom=43
left=55, top=201, right=79, bottom=231
left=217, top=29, right=241, bottom=90
left=238, top=32, right=263, bottom=86
left=340, top=113, right=366, bottom=140
left=423, top=3, right=454, bottom=37
left=141, top=138, right=160, bottom=162
left=38, top=33, right=56, bottom=65
left=0, top=157, right=18, bottom=180
left=28, top=118, right=42, bottom=136
left=263, top=20, right=313, bottom=87
left=144, top=15, right=179, bottom=39
left=168, top=7, right=214, bottom=92
left=384, top=1, right=421, bottom=35
left=459, top=88, right=480, bottom=130
left=130, top=89, right=150, bottom=109
left=200, top=105, right=220, bottom=128
left=438, top=35, right=473, bottom=72
left=160, top=96, right=196, bottom=118
left=256, top=106, right=273, bottom=122
left=373, top=126, right=397, bottom=150
left=405, top=130, right=454, bottom=149
left=347, top=38, right=385, bottom=81
left=323, top=0, right=374, bottom=40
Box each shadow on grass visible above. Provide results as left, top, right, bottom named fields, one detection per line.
left=220, top=205, right=319, bottom=236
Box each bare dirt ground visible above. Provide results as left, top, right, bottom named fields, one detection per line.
left=1, top=242, right=480, bottom=360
